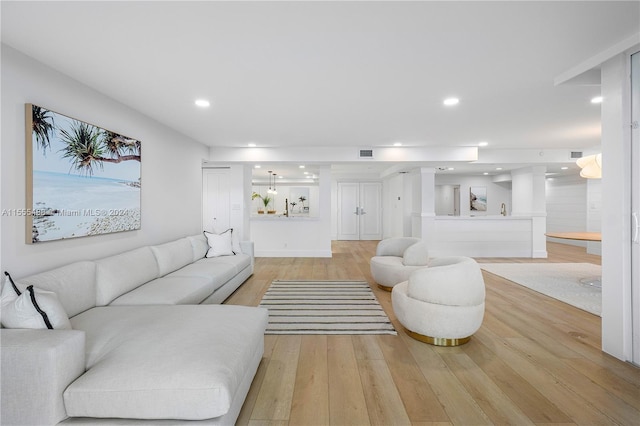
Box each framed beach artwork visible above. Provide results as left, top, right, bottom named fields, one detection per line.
left=25, top=104, right=141, bottom=243
left=469, top=186, right=487, bottom=212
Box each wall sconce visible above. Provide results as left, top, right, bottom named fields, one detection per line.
left=576, top=153, right=602, bottom=179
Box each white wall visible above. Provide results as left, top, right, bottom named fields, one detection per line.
left=545, top=174, right=587, bottom=247
left=435, top=184, right=456, bottom=215
left=1, top=46, right=209, bottom=277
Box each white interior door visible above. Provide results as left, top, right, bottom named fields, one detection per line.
left=359, top=182, right=383, bottom=240
left=202, top=168, right=230, bottom=233
left=337, top=182, right=382, bottom=240
left=631, top=51, right=640, bottom=366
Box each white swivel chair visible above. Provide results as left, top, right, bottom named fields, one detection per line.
left=370, top=237, right=429, bottom=291
left=391, top=256, right=485, bottom=346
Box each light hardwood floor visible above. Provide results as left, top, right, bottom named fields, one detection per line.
left=225, top=241, right=639, bottom=425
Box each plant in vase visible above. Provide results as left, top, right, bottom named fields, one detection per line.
left=266, top=196, right=276, bottom=214
left=298, top=195, right=307, bottom=213
left=252, top=192, right=272, bottom=214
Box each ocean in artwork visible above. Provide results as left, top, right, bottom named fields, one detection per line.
left=32, top=171, right=140, bottom=242
left=470, top=187, right=487, bottom=211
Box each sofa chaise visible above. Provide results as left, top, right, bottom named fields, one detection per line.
left=1, top=232, right=268, bottom=425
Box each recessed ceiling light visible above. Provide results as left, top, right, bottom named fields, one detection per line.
left=443, top=97, right=459, bottom=106
left=478, top=141, right=489, bottom=147
left=248, top=143, right=257, bottom=147
left=483, top=172, right=489, bottom=175
left=254, top=165, right=261, bottom=169
left=496, top=167, right=503, bottom=171
left=195, top=99, right=210, bottom=107
left=561, top=166, right=568, bottom=170
left=448, top=167, right=455, bottom=171
left=393, top=142, right=402, bottom=146
left=303, top=171, right=309, bottom=175
left=299, top=165, right=305, bottom=169
left=591, top=96, right=603, bottom=104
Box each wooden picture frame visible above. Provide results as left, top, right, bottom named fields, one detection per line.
left=26, top=104, right=141, bottom=243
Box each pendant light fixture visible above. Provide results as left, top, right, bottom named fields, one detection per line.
left=266, top=170, right=278, bottom=194
left=267, top=170, right=273, bottom=194
left=272, top=173, right=278, bottom=195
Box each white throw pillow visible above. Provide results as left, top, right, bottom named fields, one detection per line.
left=231, top=230, right=242, bottom=255
left=0, top=272, right=72, bottom=330
left=204, top=229, right=235, bottom=257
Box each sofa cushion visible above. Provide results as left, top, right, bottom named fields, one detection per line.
left=17, top=261, right=96, bottom=317
left=0, top=279, right=71, bottom=329
left=149, top=238, right=194, bottom=277
left=193, top=253, right=252, bottom=275
left=95, top=247, right=159, bottom=306
left=109, top=275, right=216, bottom=305
left=167, top=259, right=241, bottom=288
left=187, top=233, right=209, bottom=262
left=65, top=305, right=268, bottom=420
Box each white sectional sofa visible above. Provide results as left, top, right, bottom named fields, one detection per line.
left=0, top=233, right=268, bottom=425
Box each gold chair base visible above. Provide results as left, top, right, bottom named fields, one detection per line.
left=404, top=328, right=472, bottom=346
left=377, top=284, right=393, bottom=292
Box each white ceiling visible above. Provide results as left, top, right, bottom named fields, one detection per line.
left=2, top=1, right=639, bottom=176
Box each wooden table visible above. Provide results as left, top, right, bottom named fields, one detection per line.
left=545, top=231, right=602, bottom=287
left=545, top=232, right=601, bottom=242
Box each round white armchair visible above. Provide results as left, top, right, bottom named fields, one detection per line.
left=370, top=237, right=429, bottom=291
left=391, top=256, right=485, bottom=346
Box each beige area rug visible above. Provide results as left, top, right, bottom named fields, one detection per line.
left=480, top=263, right=602, bottom=316
left=259, top=280, right=396, bottom=335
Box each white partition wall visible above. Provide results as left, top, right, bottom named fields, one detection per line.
left=431, top=216, right=533, bottom=257
left=512, top=166, right=548, bottom=258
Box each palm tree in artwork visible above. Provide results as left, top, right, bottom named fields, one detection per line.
left=31, top=105, right=55, bottom=153
left=102, top=131, right=141, bottom=162
left=58, top=122, right=106, bottom=176
left=58, top=124, right=141, bottom=176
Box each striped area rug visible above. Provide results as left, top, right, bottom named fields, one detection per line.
left=259, top=280, right=397, bottom=335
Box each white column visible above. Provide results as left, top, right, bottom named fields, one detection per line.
left=601, top=53, right=632, bottom=361
left=417, top=167, right=436, bottom=243
left=512, top=166, right=547, bottom=258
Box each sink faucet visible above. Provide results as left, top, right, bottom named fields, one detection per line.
left=500, top=203, right=507, bottom=216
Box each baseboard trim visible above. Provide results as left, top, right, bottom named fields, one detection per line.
left=254, top=249, right=332, bottom=258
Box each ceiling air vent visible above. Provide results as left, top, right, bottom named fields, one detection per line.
left=570, top=151, right=583, bottom=159
left=359, top=149, right=374, bottom=159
